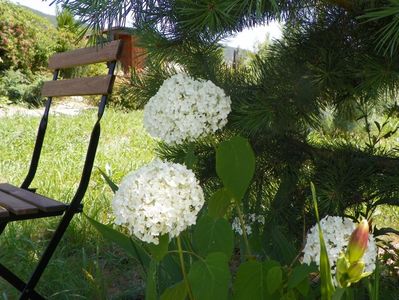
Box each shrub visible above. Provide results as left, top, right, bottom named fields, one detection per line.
left=0, top=2, right=107, bottom=105
left=109, top=77, right=139, bottom=110
left=0, top=69, right=47, bottom=106
left=0, top=0, right=57, bottom=74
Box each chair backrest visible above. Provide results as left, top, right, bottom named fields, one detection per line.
left=42, top=40, right=121, bottom=97
left=21, top=40, right=123, bottom=209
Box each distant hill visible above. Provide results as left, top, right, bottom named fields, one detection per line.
left=21, top=5, right=57, bottom=26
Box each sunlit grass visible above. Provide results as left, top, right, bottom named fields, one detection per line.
left=0, top=109, right=154, bottom=299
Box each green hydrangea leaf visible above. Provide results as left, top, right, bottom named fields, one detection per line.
left=188, top=252, right=231, bottom=300
left=147, top=234, right=169, bottom=262
left=287, top=264, right=315, bottom=290
left=85, top=214, right=150, bottom=268
left=216, top=136, right=255, bottom=201
left=160, top=281, right=187, bottom=300
left=233, top=260, right=281, bottom=300
left=208, top=188, right=234, bottom=219
left=98, top=168, right=119, bottom=193
left=267, top=266, right=283, bottom=294
left=295, top=278, right=310, bottom=297
left=193, top=215, right=234, bottom=258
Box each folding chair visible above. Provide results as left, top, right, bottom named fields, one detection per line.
left=0, top=40, right=123, bottom=299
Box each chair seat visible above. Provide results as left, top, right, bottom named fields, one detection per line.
left=0, top=183, right=67, bottom=221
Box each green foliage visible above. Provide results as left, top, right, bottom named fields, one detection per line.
left=0, top=0, right=58, bottom=105
left=187, top=252, right=231, bottom=300
left=36, top=0, right=399, bottom=297
left=368, top=259, right=380, bottom=300
left=147, top=235, right=170, bottom=262
left=0, top=1, right=104, bottom=105
left=0, top=0, right=57, bottom=73
left=56, top=7, right=81, bottom=34
left=110, top=60, right=179, bottom=110
left=90, top=135, right=326, bottom=299
left=98, top=168, right=119, bottom=192
left=161, top=281, right=187, bottom=300
left=175, top=0, right=245, bottom=34
left=86, top=214, right=151, bottom=268
left=53, top=0, right=399, bottom=246
left=216, top=136, right=255, bottom=200
left=233, top=259, right=315, bottom=299
left=0, top=69, right=47, bottom=105
left=233, top=260, right=279, bottom=300
left=262, top=225, right=298, bottom=265
left=208, top=188, right=234, bottom=218
left=360, top=0, right=399, bottom=57
left=193, top=215, right=234, bottom=258
left=287, top=264, right=317, bottom=291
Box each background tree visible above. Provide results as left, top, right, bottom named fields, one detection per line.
left=53, top=0, right=399, bottom=262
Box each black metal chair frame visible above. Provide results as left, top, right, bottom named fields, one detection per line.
left=0, top=42, right=121, bottom=299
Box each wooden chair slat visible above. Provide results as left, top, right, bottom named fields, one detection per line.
left=48, top=40, right=122, bottom=69
left=0, top=184, right=67, bottom=213
left=0, top=191, right=39, bottom=215
left=0, top=206, right=9, bottom=218
left=41, top=75, right=114, bottom=97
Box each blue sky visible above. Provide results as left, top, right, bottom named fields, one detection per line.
left=10, top=0, right=282, bottom=51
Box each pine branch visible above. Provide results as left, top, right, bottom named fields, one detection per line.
left=112, top=60, right=178, bottom=109
left=51, top=0, right=280, bottom=41
left=359, top=0, right=399, bottom=57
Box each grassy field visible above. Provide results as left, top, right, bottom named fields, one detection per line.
left=0, top=109, right=155, bottom=299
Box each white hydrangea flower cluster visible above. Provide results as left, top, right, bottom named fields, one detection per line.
left=232, top=213, right=265, bottom=236
left=112, top=159, right=205, bottom=245
left=302, top=216, right=377, bottom=275
left=143, top=73, right=231, bottom=145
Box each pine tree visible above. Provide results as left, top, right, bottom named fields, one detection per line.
left=54, top=0, right=399, bottom=253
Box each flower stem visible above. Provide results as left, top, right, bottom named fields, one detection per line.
left=235, top=203, right=252, bottom=259
left=177, top=236, right=194, bottom=300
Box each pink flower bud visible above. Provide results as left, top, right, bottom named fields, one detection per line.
left=347, top=219, right=369, bottom=263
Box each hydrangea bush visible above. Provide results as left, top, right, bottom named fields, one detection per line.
left=89, top=74, right=381, bottom=299
left=143, top=73, right=231, bottom=144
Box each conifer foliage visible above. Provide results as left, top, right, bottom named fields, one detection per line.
left=56, top=0, right=399, bottom=249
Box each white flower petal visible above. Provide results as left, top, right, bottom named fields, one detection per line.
left=143, top=74, right=231, bottom=144
left=112, top=159, right=205, bottom=244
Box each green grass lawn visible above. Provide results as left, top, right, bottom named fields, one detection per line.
left=0, top=109, right=155, bottom=299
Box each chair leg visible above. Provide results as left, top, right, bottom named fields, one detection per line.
left=0, top=263, right=44, bottom=300
left=19, top=210, right=76, bottom=300
left=0, top=220, right=47, bottom=299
